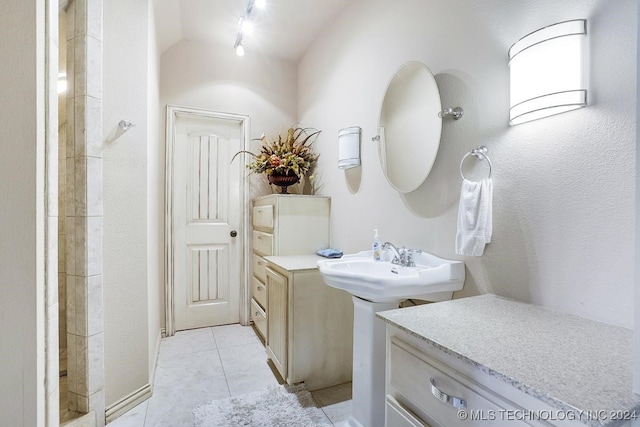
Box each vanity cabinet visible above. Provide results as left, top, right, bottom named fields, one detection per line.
left=250, top=195, right=330, bottom=339
left=264, top=255, right=353, bottom=391
left=386, top=336, right=542, bottom=427
left=380, top=296, right=640, bottom=427
left=265, top=265, right=287, bottom=376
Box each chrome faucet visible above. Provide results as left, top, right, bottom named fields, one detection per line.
left=382, top=242, right=421, bottom=267
left=382, top=242, right=402, bottom=262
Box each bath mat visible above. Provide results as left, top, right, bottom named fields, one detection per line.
left=193, top=384, right=332, bottom=427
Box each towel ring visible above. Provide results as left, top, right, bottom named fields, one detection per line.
left=459, top=146, right=492, bottom=181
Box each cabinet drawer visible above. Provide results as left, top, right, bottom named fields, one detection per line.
left=252, top=230, right=274, bottom=256
left=386, top=395, right=430, bottom=427
left=253, top=253, right=268, bottom=283
left=390, top=338, right=535, bottom=427
left=253, top=205, right=274, bottom=230
left=252, top=277, right=267, bottom=309
left=251, top=298, right=266, bottom=339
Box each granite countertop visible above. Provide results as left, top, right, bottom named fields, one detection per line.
left=377, top=294, right=640, bottom=427
left=265, top=254, right=323, bottom=271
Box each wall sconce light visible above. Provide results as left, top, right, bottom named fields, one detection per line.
left=338, top=126, right=361, bottom=169
left=509, top=19, right=587, bottom=125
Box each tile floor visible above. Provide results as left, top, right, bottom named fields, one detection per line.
left=106, top=324, right=352, bottom=426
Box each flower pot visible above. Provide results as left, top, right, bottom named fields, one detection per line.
left=268, top=173, right=300, bottom=194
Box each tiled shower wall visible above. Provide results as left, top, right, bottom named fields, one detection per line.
left=58, top=3, right=68, bottom=362
left=59, top=123, right=67, bottom=353
left=64, top=0, right=105, bottom=424
left=46, top=0, right=61, bottom=424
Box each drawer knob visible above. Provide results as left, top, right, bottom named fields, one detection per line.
left=230, top=230, right=238, bottom=237
left=430, top=378, right=466, bottom=409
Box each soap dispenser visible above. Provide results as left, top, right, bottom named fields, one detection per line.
left=372, top=229, right=381, bottom=261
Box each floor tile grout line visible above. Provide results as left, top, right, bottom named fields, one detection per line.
left=156, top=346, right=219, bottom=362
left=214, top=340, right=232, bottom=398
left=208, top=326, right=217, bottom=348
left=310, top=394, right=336, bottom=426
left=141, top=400, right=150, bottom=427
left=210, top=325, right=233, bottom=398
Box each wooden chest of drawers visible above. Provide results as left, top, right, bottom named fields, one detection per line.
left=250, top=195, right=330, bottom=340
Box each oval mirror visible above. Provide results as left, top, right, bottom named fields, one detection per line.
left=377, top=61, right=442, bottom=193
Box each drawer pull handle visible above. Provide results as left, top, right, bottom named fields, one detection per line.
left=430, top=378, right=466, bottom=409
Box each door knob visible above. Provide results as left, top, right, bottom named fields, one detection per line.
left=230, top=230, right=238, bottom=237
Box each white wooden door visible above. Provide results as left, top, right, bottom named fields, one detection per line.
left=172, top=111, right=243, bottom=330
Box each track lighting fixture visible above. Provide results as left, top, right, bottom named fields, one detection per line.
left=233, top=0, right=265, bottom=56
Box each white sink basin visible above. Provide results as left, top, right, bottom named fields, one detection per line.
left=318, top=250, right=465, bottom=427
left=317, top=250, right=465, bottom=303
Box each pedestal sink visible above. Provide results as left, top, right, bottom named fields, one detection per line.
left=317, top=250, right=465, bottom=427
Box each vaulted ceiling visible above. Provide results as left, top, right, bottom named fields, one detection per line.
left=154, top=0, right=350, bottom=61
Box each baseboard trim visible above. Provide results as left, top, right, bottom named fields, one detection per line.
left=151, top=328, right=163, bottom=385
left=104, top=329, right=163, bottom=423
left=105, top=384, right=152, bottom=423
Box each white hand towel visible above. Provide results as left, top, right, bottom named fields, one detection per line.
left=455, top=178, right=493, bottom=256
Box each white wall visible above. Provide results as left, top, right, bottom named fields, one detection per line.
left=635, top=0, right=640, bottom=394
left=103, top=0, right=151, bottom=407
left=0, top=1, right=46, bottom=426
left=299, top=0, right=636, bottom=328
left=148, top=0, right=164, bottom=376
left=101, top=5, right=298, bottom=408
left=160, top=40, right=298, bottom=196
left=160, top=40, right=297, bottom=133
